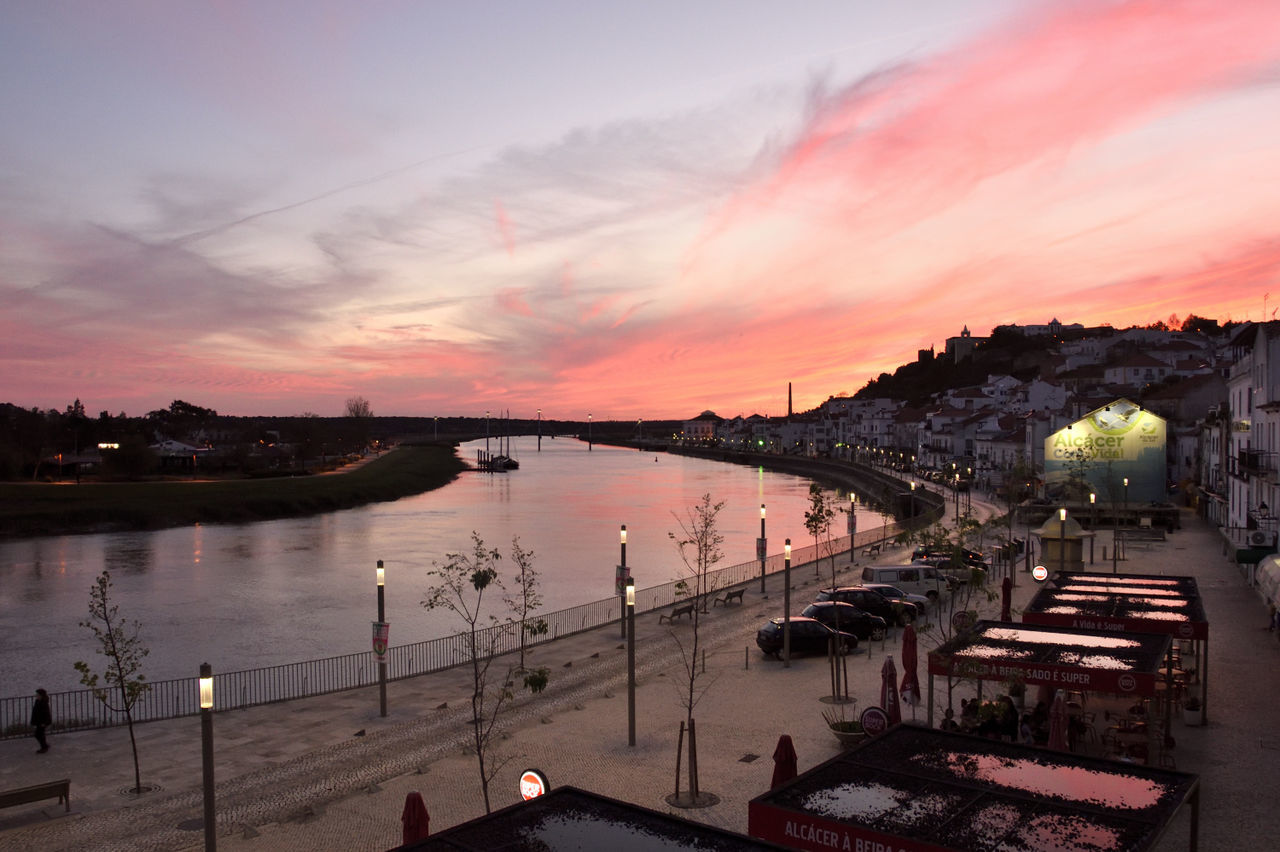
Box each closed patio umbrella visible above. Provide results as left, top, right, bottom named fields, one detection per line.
left=1047, top=689, right=1069, bottom=751
left=881, top=655, right=902, bottom=726
left=401, top=791, right=431, bottom=843
left=771, top=734, right=798, bottom=789
left=899, top=624, right=921, bottom=719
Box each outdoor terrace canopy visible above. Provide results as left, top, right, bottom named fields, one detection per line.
left=926, top=621, right=1172, bottom=726
left=749, top=725, right=1200, bottom=852
left=1026, top=576, right=1207, bottom=642
left=1031, top=571, right=1210, bottom=724
left=397, top=786, right=786, bottom=851
left=1049, top=572, right=1201, bottom=600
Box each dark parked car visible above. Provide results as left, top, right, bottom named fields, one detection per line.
left=815, top=586, right=917, bottom=626
left=801, top=601, right=888, bottom=642
left=912, top=555, right=988, bottom=585
left=860, top=582, right=930, bottom=612
left=756, top=616, right=858, bottom=658
left=912, top=545, right=987, bottom=566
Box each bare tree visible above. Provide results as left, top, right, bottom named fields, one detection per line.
left=344, top=396, right=373, bottom=418
left=911, top=522, right=997, bottom=711
left=504, top=536, right=548, bottom=675
left=421, top=533, right=546, bottom=814
left=74, top=570, right=151, bottom=794
left=804, top=482, right=837, bottom=583
left=666, top=493, right=725, bottom=807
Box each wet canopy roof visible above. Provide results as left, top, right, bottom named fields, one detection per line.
left=1023, top=584, right=1207, bottom=641
left=749, top=725, right=1199, bottom=852
left=398, top=786, right=786, bottom=851
left=1049, top=572, right=1201, bottom=598
left=928, top=620, right=1171, bottom=695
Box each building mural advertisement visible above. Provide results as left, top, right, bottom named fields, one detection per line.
left=1044, top=399, right=1167, bottom=504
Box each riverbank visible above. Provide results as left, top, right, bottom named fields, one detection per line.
left=603, top=441, right=948, bottom=522
left=0, top=443, right=468, bottom=540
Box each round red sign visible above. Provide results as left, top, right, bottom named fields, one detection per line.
left=519, top=768, right=549, bottom=801
left=1032, top=565, right=1049, bottom=582
left=860, top=706, right=889, bottom=736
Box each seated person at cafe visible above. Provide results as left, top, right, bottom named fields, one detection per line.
left=1019, top=713, right=1036, bottom=745
left=999, top=696, right=1019, bottom=742
left=939, top=708, right=961, bottom=732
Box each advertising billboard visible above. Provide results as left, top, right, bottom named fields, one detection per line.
left=1044, top=399, right=1167, bottom=503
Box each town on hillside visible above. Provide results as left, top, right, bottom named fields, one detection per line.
left=675, top=317, right=1270, bottom=576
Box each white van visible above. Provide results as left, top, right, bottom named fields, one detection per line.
left=859, top=564, right=950, bottom=599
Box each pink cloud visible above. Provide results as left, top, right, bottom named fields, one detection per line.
left=723, top=0, right=1280, bottom=235
left=494, top=198, right=516, bottom=256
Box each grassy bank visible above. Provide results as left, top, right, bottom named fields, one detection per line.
left=0, top=444, right=469, bottom=540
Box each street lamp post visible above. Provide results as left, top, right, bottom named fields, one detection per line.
left=783, top=540, right=792, bottom=669
left=537, top=408, right=542, bottom=452
left=1059, top=508, right=1067, bottom=575
left=954, top=474, right=961, bottom=524
left=1122, top=477, right=1129, bottom=564
left=588, top=413, right=593, bottom=451
left=626, top=577, right=636, bottom=747
left=758, top=504, right=768, bottom=593
left=485, top=410, right=491, bottom=457
left=1089, top=493, right=1096, bottom=564
left=619, top=525, right=627, bottom=639
left=377, top=561, right=387, bottom=717
left=199, top=663, right=216, bottom=852
left=848, top=493, right=857, bottom=565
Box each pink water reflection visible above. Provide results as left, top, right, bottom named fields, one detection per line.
left=929, top=752, right=1167, bottom=811
left=985, top=627, right=1142, bottom=648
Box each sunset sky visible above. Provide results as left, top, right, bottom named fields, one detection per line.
left=3, top=1, right=1279, bottom=421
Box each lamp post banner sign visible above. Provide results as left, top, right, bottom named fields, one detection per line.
left=372, top=621, right=390, bottom=663
left=615, top=565, right=631, bottom=596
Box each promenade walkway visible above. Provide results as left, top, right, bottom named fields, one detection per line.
left=1, top=503, right=1276, bottom=851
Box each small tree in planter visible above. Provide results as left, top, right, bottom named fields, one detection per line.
left=822, top=702, right=864, bottom=748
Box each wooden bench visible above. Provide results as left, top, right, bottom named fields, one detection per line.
left=0, top=779, right=71, bottom=813
left=713, top=588, right=745, bottom=607
left=1124, top=527, right=1166, bottom=549
left=861, top=543, right=882, bottom=557
left=659, top=602, right=696, bottom=623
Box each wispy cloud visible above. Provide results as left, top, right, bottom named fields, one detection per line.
left=4, top=1, right=1280, bottom=418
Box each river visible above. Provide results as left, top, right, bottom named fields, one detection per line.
left=0, top=438, right=887, bottom=696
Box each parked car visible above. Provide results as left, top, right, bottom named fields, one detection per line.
left=801, top=601, right=888, bottom=642
left=756, top=616, right=858, bottom=658
left=913, top=555, right=988, bottom=585
left=860, top=564, right=951, bottom=600
left=815, top=586, right=917, bottom=626
left=860, top=582, right=930, bottom=612
left=912, top=545, right=987, bottom=566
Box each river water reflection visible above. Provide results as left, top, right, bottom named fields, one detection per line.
left=0, top=439, right=884, bottom=695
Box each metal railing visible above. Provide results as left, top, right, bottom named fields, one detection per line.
left=2, top=524, right=911, bottom=740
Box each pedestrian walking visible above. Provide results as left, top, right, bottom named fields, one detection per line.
left=32, top=688, right=52, bottom=753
